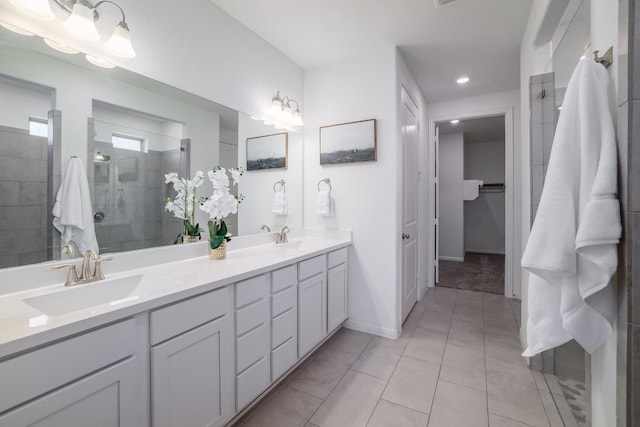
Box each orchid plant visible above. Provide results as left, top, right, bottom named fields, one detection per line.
left=199, top=166, right=245, bottom=249
left=163, top=171, right=205, bottom=243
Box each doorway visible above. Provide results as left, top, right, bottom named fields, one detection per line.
left=435, top=115, right=506, bottom=295
left=428, top=107, right=515, bottom=297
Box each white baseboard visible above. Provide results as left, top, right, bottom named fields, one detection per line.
left=465, top=249, right=506, bottom=255
left=439, top=256, right=464, bottom=262
left=343, top=319, right=400, bottom=339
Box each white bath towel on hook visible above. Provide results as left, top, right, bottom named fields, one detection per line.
left=53, top=157, right=99, bottom=254
left=521, top=58, right=621, bottom=356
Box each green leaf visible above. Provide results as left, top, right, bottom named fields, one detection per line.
left=210, top=235, right=225, bottom=249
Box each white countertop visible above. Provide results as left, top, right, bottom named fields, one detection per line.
left=0, top=229, right=351, bottom=358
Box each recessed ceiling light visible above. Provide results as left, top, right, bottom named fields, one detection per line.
left=44, top=39, right=79, bottom=54
left=456, top=76, right=470, bottom=84
left=450, top=119, right=460, bottom=124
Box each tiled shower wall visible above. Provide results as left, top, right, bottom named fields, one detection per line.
left=0, top=125, right=48, bottom=268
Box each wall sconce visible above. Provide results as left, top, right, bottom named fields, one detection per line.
left=271, top=91, right=304, bottom=127
left=9, top=0, right=136, bottom=58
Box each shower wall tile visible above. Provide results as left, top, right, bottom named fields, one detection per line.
left=0, top=206, right=44, bottom=230
left=19, top=251, right=47, bottom=265
left=0, top=182, right=19, bottom=206
left=0, top=255, right=19, bottom=269
left=19, top=182, right=47, bottom=206
left=0, top=157, right=46, bottom=182
left=0, top=229, right=45, bottom=256
left=0, top=127, right=45, bottom=160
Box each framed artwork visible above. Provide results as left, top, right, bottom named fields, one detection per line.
left=246, top=132, right=288, bottom=171
left=319, top=119, right=376, bottom=165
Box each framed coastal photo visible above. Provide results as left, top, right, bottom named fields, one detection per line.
left=246, top=132, right=288, bottom=171
left=320, top=119, right=376, bottom=165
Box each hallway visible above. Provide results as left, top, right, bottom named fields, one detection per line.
left=232, top=288, right=566, bottom=427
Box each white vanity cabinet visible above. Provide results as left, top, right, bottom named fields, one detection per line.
left=327, top=247, right=348, bottom=333
left=270, top=265, right=298, bottom=381
left=150, top=286, right=234, bottom=427
left=234, top=274, right=271, bottom=410
left=297, top=255, right=328, bottom=357
left=0, top=319, right=142, bottom=426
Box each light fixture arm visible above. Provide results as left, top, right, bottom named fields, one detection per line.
left=52, top=0, right=129, bottom=27
left=93, top=0, right=129, bottom=29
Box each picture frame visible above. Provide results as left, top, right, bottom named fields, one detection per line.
left=319, top=119, right=377, bottom=165
left=246, top=132, right=288, bottom=171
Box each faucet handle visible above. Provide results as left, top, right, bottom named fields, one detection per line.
left=52, top=263, right=79, bottom=287
left=93, top=256, right=113, bottom=280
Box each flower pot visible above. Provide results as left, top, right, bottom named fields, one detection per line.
left=182, top=235, right=199, bottom=244
left=209, top=240, right=227, bottom=260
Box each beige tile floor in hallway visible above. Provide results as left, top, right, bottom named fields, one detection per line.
left=232, top=287, right=565, bottom=427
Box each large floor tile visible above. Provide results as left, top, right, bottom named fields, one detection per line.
left=352, top=337, right=405, bottom=380
left=404, top=327, right=447, bottom=364
left=455, top=289, right=484, bottom=308
left=428, top=381, right=488, bottom=427
left=417, top=307, right=453, bottom=333
left=484, top=315, right=519, bottom=336
left=440, top=342, right=486, bottom=391
left=366, top=399, right=429, bottom=427
left=448, top=318, right=485, bottom=348
left=488, top=413, right=533, bottom=427
left=309, top=370, right=386, bottom=427
left=328, top=328, right=375, bottom=356
left=242, top=386, right=322, bottom=427
left=453, top=304, right=484, bottom=322
left=382, top=355, right=440, bottom=414
left=288, top=347, right=357, bottom=399
left=488, top=385, right=549, bottom=427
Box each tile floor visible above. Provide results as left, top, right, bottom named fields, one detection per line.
left=231, top=287, right=565, bottom=427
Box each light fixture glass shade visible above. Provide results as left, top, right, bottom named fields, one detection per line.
left=0, top=21, right=35, bottom=36
left=9, top=0, right=55, bottom=21
left=104, top=23, right=136, bottom=58
left=44, top=38, right=79, bottom=54
left=85, top=54, right=115, bottom=68
left=292, top=110, right=304, bottom=126
left=63, top=3, right=100, bottom=41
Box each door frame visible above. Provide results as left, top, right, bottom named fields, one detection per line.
left=427, top=106, right=517, bottom=298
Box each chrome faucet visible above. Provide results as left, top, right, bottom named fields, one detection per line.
left=275, top=226, right=291, bottom=244
left=53, top=250, right=113, bottom=286
left=260, top=224, right=271, bottom=232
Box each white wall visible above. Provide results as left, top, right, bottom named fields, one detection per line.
left=438, top=133, right=464, bottom=261
left=464, top=140, right=505, bottom=254
left=303, top=46, right=401, bottom=338
left=0, top=77, right=52, bottom=130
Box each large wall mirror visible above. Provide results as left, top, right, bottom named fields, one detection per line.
left=0, top=28, right=303, bottom=270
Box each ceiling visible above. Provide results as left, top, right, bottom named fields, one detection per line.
left=209, top=0, right=533, bottom=103
left=438, top=115, right=505, bottom=143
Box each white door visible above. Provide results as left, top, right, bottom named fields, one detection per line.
left=434, top=125, right=440, bottom=284
left=401, top=87, right=419, bottom=322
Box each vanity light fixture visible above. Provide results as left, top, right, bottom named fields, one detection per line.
left=271, top=91, right=304, bottom=127
left=456, top=76, right=470, bottom=84
left=450, top=119, right=460, bottom=124
left=0, top=21, right=36, bottom=36
left=44, top=38, right=79, bottom=54
left=85, top=54, right=115, bottom=68
left=10, top=0, right=136, bottom=58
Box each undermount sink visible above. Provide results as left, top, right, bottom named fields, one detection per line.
left=23, top=274, right=179, bottom=316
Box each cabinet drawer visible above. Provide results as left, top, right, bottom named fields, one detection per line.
left=236, top=356, right=270, bottom=410
left=236, top=323, right=269, bottom=374
left=271, top=265, right=296, bottom=294
left=236, top=298, right=268, bottom=337
left=0, top=319, right=136, bottom=414
left=298, top=255, right=326, bottom=281
left=235, top=274, right=268, bottom=308
left=150, top=287, right=229, bottom=345
left=271, top=285, right=296, bottom=318
left=327, top=247, right=348, bottom=269
left=272, top=308, right=296, bottom=349
left=271, top=337, right=297, bottom=381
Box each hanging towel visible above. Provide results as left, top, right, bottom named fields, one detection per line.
left=521, top=58, right=621, bottom=357
left=53, top=157, right=99, bottom=254
left=316, top=188, right=333, bottom=216
left=271, top=189, right=288, bottom=215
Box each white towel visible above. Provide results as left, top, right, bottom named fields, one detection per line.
left=316, top=189, right=333, bottom=216
left=521, top=58, right=621, bottom=356
left=53, top=157, right=99, bottom=255
left=271, top=190, right=287, bottom=215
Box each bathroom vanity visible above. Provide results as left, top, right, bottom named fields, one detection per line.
left=0, top=230, right=351, bottom=426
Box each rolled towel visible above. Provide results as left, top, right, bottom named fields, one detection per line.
left=316, top=189, right=332, bottom=216
left=271, top=190, right=287, bottom=214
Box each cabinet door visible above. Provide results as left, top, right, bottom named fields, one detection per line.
left=327, top=263, right=348, bottom=333
left=0, top=358, right=138, bottom=427
left=152, top=315, right=233, bottom=427
left=298, top=273, right=327, bottom=357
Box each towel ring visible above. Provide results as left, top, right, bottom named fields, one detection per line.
left=273, top=180, right=286, bottom=193
left=317, top=177, right=332, bottom=192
